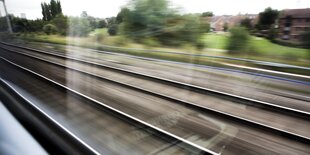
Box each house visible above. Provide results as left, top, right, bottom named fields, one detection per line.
left=210, top=14, right=257, bottom=32
left=278, top=8, right=310, bottom=41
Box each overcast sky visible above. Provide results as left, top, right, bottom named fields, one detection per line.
left=0, top=0, right=309, bottom=19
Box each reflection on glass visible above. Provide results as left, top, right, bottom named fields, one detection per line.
left=0, top=0, right=309, bottom=154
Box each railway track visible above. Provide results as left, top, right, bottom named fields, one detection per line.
left=0, top=43, right=307, bottom=154
left=1, top=55, right=310, bottom=155
left=0, top=58, right=214, bottom=155
left=1, top=42, right=309, bottom=115
left=15, top=41, right=310, bottom=82
left=0, top=42, right=309, bottom=137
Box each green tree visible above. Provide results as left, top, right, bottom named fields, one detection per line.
left=81, top=11, right=88, bottom=18
left=200, top=21, right=210, bottom=33
left=108, top=24, right=118, bottom=36
left=88, top=16, right=98, bottom=29
left=56, top=0, right=62, bottom=15
left=68, top=16, right=92, bottom=37
left=116, top=8, right=130, bottom=24
left=227, top=26, right=250, bottom=54
left=121, top=0, right=174, bottom=38
left=120, top=0, right=205, bottom=46
left=223, top=22, right=228, bottom=32
left=7, top=15, right=45, bottom=32
left=301, top=31, right=310, bottom=49
left=50, top=0, right=58, bottom=18
left=41, top=3, right=47, bottom=21
left=51, top=14, right=68, bottom=35
left=97, top=19, right=107, bottom=28
left=46, top=3, right=52, bottom=20
left=28, top=19, right=45, bottom=32
left=201, top=12, right=213, bottom=17
left=106, top=17, right=116, bottom=27
left=257, top=7, right=279, bottom=30
left=80, top=11, right=98, bottom=30
left=267, top=27, right=278, bottom=40
left=41, top=2, right=52, bottom=21
left=43, top=24, right=57, bottom=34
left=11, top=17, right=30, bottom=32
left=240, top=18, right=252, bottom=30
left=41, top=0, right=63, bottom=21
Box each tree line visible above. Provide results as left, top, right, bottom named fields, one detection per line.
left=0, top=0, right=108, bottom=37
left=1, top=0, right=308, bottom=49
left=3, top=0, right=210, bottom=49
left=41, top=0, right=62, bottom=21
left=106, top=0, right=211, bottom=49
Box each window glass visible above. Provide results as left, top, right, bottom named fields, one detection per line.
left=0, top=0, right=309, bottom=155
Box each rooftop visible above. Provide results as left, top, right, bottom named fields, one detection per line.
left=280, top=8, right=310, bottom=18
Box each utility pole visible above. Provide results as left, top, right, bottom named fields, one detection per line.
left=1, top=0, right=13, bottom=33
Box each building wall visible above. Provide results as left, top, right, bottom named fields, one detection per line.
left=279, top=17, right=310, bottom=41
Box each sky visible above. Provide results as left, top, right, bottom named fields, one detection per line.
left=0, top=0, right=309, bottom=19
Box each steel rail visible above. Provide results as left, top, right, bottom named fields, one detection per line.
left=1, top=46, right=309, bottom=143
left=0, top=57, right=217, bottom=155
left=0, top=43, right=309, bottom=117
left=3, top=41, right=309, bottom=83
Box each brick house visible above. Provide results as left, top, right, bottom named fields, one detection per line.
left=210, top=14, right=257, bottom=32
left=278, top=8, right=310, bottom=41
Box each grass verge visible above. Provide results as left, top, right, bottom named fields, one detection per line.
left=2, top=31, right=309, bottom=76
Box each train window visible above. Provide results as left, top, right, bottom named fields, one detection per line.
left=0, top=0, right=309, bottom=154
